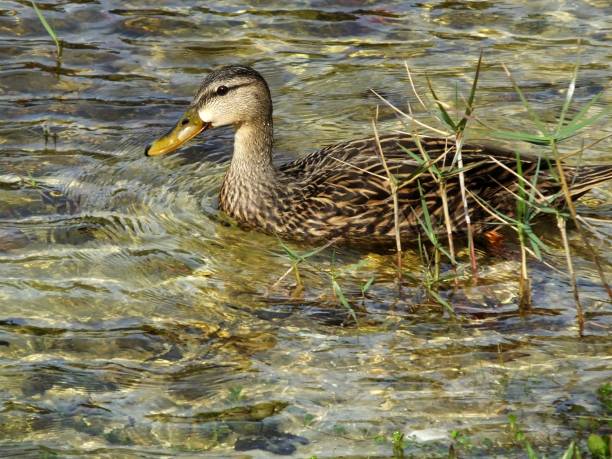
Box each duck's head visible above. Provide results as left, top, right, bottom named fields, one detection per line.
left=145, top=65, right=272, bottom=157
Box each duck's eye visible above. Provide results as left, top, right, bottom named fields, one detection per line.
left=216, top=85, right=229, bottom=96
left=180, top=118, right=189, bottom=126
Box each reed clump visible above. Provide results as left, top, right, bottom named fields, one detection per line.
left=373, top=51, right=610, bottom=335
left=274, top=52, right=609, bottom=334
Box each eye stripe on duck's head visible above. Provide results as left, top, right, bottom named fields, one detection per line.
left=193, top=81, right=259, bottom=114
left=192, top=65, right=273, bottom=126
left=193, top=65, right=269, bottom=105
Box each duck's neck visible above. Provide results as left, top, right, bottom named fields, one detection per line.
left=220, top=118, right=282, bottom=224
left=228, top=119, right=275, bottom=179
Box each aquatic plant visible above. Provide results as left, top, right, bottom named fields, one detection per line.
left=30, top=1, right=62, bottom=59
left=270, top=51, right=609, bottom=334
left=489, top=55, right=611, bottom=332
left=375, top=51, right=610, bottom=332
left=508, top=413, right=611, bottom=459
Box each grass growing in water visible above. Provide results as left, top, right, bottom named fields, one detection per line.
left=489, top=56, right=611, bottom=333
left=30, top=1, right=62, bottom=59
left=274, top=239, right=359, bottom=323
left=424, top=52, right=484, bottom=276
left=378, top=52, right=609, bottom=331
left=274, top=52, right=609, bottom=332
left=507, top=414, right=611, bottom=459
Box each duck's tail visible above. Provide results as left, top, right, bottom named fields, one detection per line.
left=568, top=164, right=612, bottom=198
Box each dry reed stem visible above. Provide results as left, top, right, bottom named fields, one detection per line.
left=440, top=138, right=456, bottom=262
left=501, top=62, right=610, bottom=305
left=393, top=130, right=445, bottom=140
left=491, top=180, right=551, bottom=211
left=559, top=133, right=612, bottom=161
left=370, top=89, right=451, bottom=137
left=293, top=263, right=302, bottom=287
left=518, top=239, right=532, bottom=312
left=272, top=265, right=296, bottom=290
left=557, top=215, right=585, bottom=337
left=455, top=134, right=478, bottom=277
left=411, top=131, right=457, bottom=263
left=467, top=187, right=533, bottom=310
left=438, top=181, right=456, bottom=262
left=372, top=117, right=403, bottom=272
left=404, top=62, right=428, bottom=111
left=551, top=144, right=612, bottom=300
left=402, top=88, right=457, bottom=264
left=466, top=189, right=507, bottom=224
left=328, top=156, right=388, bottom=181
left=576, top=215, right=610, bottom=240
left=486, top=156, right=549, bottom=201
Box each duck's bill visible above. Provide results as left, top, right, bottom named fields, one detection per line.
left=145, top=109, right=210, bottom=157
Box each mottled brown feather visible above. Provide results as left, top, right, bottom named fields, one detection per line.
left=220, top=133, right=611, bottom=245
left=155, top=65, right=611, bottom=246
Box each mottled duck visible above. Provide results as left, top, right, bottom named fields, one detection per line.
left=145, top=65, right=611, bottom=245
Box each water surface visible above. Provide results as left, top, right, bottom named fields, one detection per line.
left=0, top=0, right=611, bottom=457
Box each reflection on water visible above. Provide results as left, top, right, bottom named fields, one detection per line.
left=0, top=0, right=610, bottom=456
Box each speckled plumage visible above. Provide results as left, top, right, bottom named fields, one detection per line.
left=151, top=65, right=612, bottom=245
left=220, top=132, right=611, bottom=244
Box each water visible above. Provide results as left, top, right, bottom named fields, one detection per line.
left=0, top=1, right=611, bottom=457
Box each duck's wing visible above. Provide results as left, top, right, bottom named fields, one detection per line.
left=279, top=134, right=610, bottom=241
left=280, top=134, right=525, bottom=177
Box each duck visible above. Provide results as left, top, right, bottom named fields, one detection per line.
left=145, top=65, right=611, bottom=245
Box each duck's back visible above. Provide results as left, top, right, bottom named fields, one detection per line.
left=276, top=134, right=543, bottom=244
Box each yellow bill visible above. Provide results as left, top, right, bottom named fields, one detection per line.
left=145, top=107, right=209, bottom=156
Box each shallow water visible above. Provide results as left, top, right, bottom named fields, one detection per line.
left=0, top=0, right=611, bottom=457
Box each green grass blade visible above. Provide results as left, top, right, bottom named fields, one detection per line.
left=457, top=50, right=483, bottom=131
left=525, top=230, right=545, bottom=259
left=515, top=151, right=527, bottom=220
left=528, top=155, right=542, bottom=203
left=488, top=130, right=552, bottom=145
left=301, top=245, right=329, bottom=260
left=469, top=190, right=520, bottom=226
left=525, top=441, right=539, bottom=459
left=556, top=55, right=580, bottom=134
left=561, top=90, right=603, bottom=127
left=557, top=104, right=611, bottom=141
left=278, top=237, right=333, bottom=263
left=399, top=144, right=428, bottom=165
left=416, top=182, right=452, bottom=260
left=428, top=289, right=454, bottom=315
left=278, top=238, right=300, bottom=261
left=361, top=276, right=375, bottom=295
left=454, top=81, right=459, bottom=122
left=332, top=278, right=358, bottom=324
left=559, top=441, right=577, bottom=459
left=31, top=1, right=62, bottom=57
left=397, top=144, right=443, bottom=178
left=490, top=177, right=561, bottom=218
left=501, top=64, right=548, bottom=135
left=426, top=76, right=457, bottom=131
left=418, top=182, right=436, bottom=239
